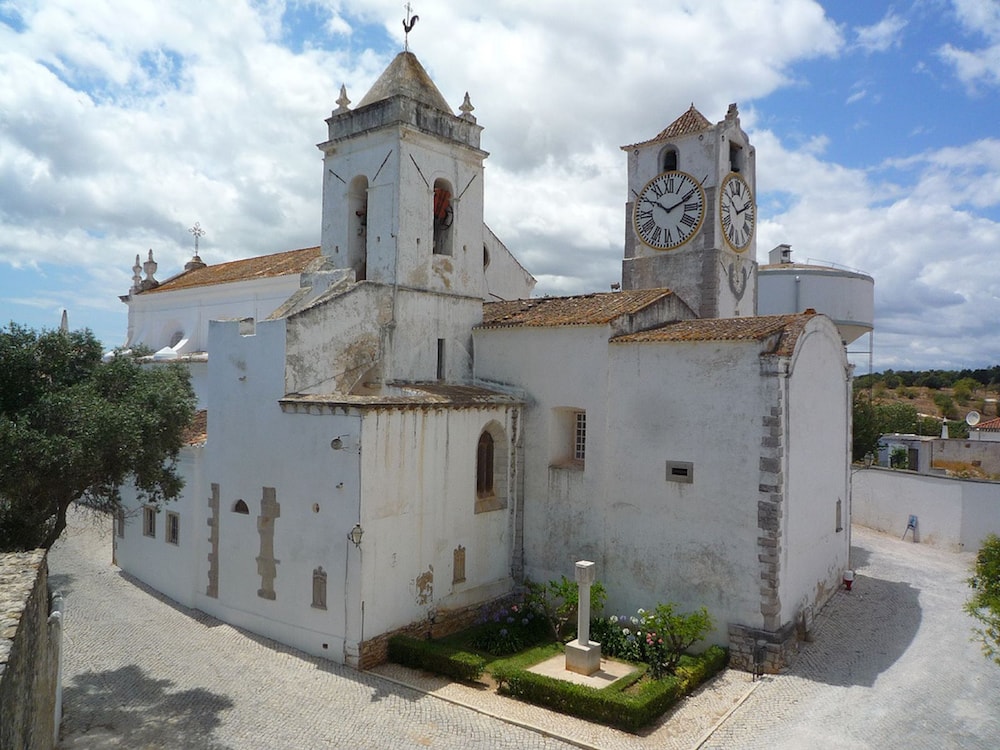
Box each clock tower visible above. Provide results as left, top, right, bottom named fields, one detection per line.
left=621, top=103, right=757, bottom=318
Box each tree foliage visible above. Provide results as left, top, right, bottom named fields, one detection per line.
left=966, top=534, right=1000, bottom=666
left=0, top=324, right=195, bottom=551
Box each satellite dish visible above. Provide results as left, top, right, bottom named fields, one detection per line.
left=966, top=411, right=981, bottom=426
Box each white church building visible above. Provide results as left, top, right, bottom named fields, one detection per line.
left=113, top=49, right=852, bottom=672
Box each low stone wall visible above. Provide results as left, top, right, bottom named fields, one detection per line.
left=0, top=550, right=62, bottom=750
left=728, top=620, right=799, bottom=674
left=358, top=597, right=498, bottom=669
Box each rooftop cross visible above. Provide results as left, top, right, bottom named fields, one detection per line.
left=189, top=222, right=205, bottom=253
left=402, top=3, right=418, bottom=51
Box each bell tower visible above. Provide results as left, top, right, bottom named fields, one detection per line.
left=621, top=103, right=758, bottom=318
left=316, top=51, right=488, bottom=300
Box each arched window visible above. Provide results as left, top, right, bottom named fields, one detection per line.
left=348, top=175, right=369, bottom=280
left=475, top=422, right=509, bottom=514
left=433, top=179, right=454, bottom=256
left=233, top=499, right=249, bottom=514
left=662, top=149, right=678, bottom=172
left=476, top=431, right=494, bottom=498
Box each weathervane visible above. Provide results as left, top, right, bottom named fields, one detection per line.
left=189, top=222, right=205, bottom=253
left=403, top=3, right=418, bottom=51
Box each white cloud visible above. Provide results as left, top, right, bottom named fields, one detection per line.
left=939, top=0, right=1000, bottom=91
left=853, top=11, right=907, bottom=53
left=3, top=0, right=999, bottom=370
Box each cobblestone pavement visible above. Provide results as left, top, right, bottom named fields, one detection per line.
left=50, top=512, right=1000, bottom=749
left=703, top=525, right=1000, bottom=750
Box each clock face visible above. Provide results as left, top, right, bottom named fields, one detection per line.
left=719, top=172, right=755, bottom=252
left=633, top=171, right=705, bottom=250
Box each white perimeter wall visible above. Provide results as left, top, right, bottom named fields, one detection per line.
left=853, top=468, right=1000, bottom=551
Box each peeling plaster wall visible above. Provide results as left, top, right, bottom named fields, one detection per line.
left=357, top=406, right=517, bottom=639
left=779, top=318, right=852, bottom=623
left=285, top=284, right=393, bottom=394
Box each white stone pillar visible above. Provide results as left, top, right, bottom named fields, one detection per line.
left=565, top=560, right=601, bottom=676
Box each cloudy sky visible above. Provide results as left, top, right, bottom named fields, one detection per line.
left=1, top=0, right=998, bottom=372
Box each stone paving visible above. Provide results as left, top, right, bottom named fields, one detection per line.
left=49, top=511, right=1000, bottom=749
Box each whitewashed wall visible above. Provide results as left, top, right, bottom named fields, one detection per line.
left=853, top=468, right=1000, bottom=551
left=357, top=406, right=517, bottom=640
left=605, top=338, right=768, bottom=643
left=115, top=445, right=204, bottom=609
left=780, top=319, right=852, bottom=618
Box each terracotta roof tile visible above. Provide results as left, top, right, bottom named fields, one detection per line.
left=480, top=290, right=675, bottom=328
left=142, top=247, right=322, bottom=294
left=622, top=104, right=712, bottom=150
left=182, top=409, right=207, bottom=445
left=975, top=417, right=1000, bottom=431
left=612, top=312, right=817, bottom=357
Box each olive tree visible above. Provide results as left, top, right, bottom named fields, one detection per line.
left=0, top=324, right=195, bottom=551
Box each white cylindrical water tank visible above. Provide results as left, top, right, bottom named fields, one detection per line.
left=758, top=247, right=874, bottom=344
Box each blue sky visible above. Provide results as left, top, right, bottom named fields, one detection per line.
left=1, top=0, right=999, bottom=371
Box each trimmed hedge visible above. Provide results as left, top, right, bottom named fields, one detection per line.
left=493, top=645, right=728, bottom=732
left=387, top=635, right=486, bottom=682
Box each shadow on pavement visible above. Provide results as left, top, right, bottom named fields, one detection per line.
left=60, top=665, right=234, bottom=749
left=792, top=574, right=921, bottom=688
left=849, top=543, right=871, bottom=570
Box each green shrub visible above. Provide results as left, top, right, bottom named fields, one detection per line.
left=468, top=596, right=548, bottom=655
left=388, top=635, right=486, bottom=682
left=526, top=576, right=606, bottom=642
left=494, top=646, right=725, bottom=732
left=966, top=534, right=1000, bottom=665
left=594, top=604, right=714, bottom=678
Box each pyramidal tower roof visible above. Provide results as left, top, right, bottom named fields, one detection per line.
left=621, top=103, right=713, bottom=150
left=656, top=104, right=712, bottom=139
left=356, top=51, right=453, bottom=113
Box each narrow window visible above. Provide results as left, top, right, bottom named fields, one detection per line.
left=437, top=338, right=446, bottom=380
left=166, top=511, right=180, bottom=545
left=729, top=143, right=744, bottom=173
left=116, top=508, right=125, bottom=538
left=835, top=499, right=843, bottom=532
left=143, top=506, right=157, bottom=538
left=477, top=432, right=495, bottom=498
left=574, top=411, right=587, bottom=463
left=312, top=567, right=328, bottom=610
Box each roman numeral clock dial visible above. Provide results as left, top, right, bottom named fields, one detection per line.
left=633, top=171, right=706, bottom=250
left=719, top=172, right=755, bottom=252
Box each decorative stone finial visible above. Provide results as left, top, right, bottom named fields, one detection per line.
left=59, top=309, right=68, bottom=333
left=459, top=92, right=476, bottom=122
left=140, top=249, right=159, bottom=291
left=726, top=103, right=739, bottom=122
left=334, top=84, right=351, bottom=114
left=131, top=253, right=143, bottom=293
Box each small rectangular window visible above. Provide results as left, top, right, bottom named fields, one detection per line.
left=665, top=461, right=694, bottom=484
left=143, top=506, right=157, bottom=538
left=166, top=511, right=180, bottom=545
left=116, top=508, right=126, bottom=538
left=574, top=411, right=587, bottom=462
left=437, top=338, right=446, bottom=380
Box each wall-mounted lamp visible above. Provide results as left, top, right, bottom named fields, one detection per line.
left=347, top=523, right=364, bottom=548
